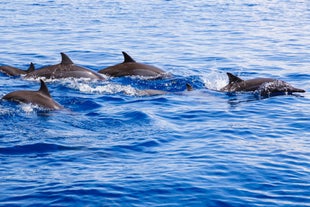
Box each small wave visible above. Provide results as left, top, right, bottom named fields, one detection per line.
left=0, top=143, right=82, bottom=155
left=110, top=139, right=161, bottom=154
left=62, top=98, right=102, bottom=112
left=121, top=111, right=151, bottom=124
left=0, top=106, right=12, bottom=115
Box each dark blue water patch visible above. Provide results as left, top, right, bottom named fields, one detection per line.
left=116, top=110, right=152, bottom=126
left=109, top=139, right=161, bottom=154
left=111, top=75, right=205, bottom=92
left=0, top=143, right=82, bottom=155
left=222, top=89, right=307, bottom=107
left=97, top=95, right=126, bottom=104
left=124, top=96, right=170, bottom=107
left=288, top=118, right=310, bottom=131
left=222, top=92, right=262, bottom=107
left=286, top=73, right=310, bottom=81
left=0, top=182, right=134, bottom=207
left=61, top=97, right=102, bottom=111
left=243, top=3, right=258, bottom=7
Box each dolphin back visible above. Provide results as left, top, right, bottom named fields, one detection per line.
left=25, top=53, right=105, bottom=80
left=2, top=80, right=62, bottom=110
left=98, top=51, right=167, bottom=78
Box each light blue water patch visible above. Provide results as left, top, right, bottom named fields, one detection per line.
left=0, top=0, right=309, bottom=206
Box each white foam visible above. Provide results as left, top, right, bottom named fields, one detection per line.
left=202, top=71, right=228, bottom=90
left=20, top=103, right=36, bottom=113
left=67, top=81, right=139, bottom=96
left=23, top=76, right=98, bottom=83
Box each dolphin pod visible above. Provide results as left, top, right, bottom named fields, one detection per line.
left=0, top=52, right=307, bottom=110
left=220, top=73, right=305, bottom=96
left=2, top=80, right=62, bottom=110
left=98, top=51, right=168, bottom=78
left=0, top=62, right=35, bottom=76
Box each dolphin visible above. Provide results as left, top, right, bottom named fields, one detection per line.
left=2, top=80, right=62, bottom=110
left=98, top=51, right=168, bottom=78
left=136, top=89, right=168, bottom=96
left=136, top=83, right=193, bottom=96
left=220, top=72, right=305, bottom=96
left=0, top=62, right=35, bottom=76
left=24, top=53, right=105, bottom=80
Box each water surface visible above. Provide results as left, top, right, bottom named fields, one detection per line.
left=0, top=1, right=309, bottom=206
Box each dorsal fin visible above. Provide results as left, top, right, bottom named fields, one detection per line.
left=60, top=52, right=74, bottom=65
left=122, top=51, right=136, bottom=63
left=38, top=79, right=51, bottom=97
left=186, top=83, right=194, bottom=91
left=26, top=62, right=35, bottom=73
left=227, top=72, right=243, bottom=84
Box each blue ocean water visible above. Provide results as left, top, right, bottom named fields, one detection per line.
left=0, top=0, right=310, bottom=206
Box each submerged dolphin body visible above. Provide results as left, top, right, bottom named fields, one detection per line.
left=0, top=62, right=35, bottom=76
left=136, top=83, right=193, bottom=96
left=2, top=80, right=62, bottom=110
left=25, top=53, right=105, bottom=80
left=98, top=51, right=168, bottom=78
left=220, top=73, right=305, bottom=96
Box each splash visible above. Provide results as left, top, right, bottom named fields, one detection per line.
left=67, top=80, right=139, bottom=96
left=202, top=71, right=227, bottom=90
left=20, top=103, right=52, bottom=113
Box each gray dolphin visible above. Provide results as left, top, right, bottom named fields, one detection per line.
left=136, top=83, right=193, bottom=96
left=25, top=53, right=105, bottom=80
left=2, top=80, right=62, bottom=110
left=98, top=51, right=168, bottom=78
left=220, top=72, right=305, bottom=96
left=136, top=89, right=168, bottom=96
left=0, top=62, right=35, bottom=76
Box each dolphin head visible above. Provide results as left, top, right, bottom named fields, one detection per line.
left=258, top=80, right=306, bottom=96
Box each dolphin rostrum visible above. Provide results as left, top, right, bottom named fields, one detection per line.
left=220, top=72, right=305, bottom=96
left=2, top=80, right=62, bottom=110
left=98, top=51, right=168, bottom=78
left=24, top=53, right=105, bottom=80
left=0, top=62, right=35, bottom=76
